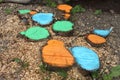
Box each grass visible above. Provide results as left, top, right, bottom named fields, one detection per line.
left=4, top=8, right=13, bottom=14
left=12, top=58, right=29, bottom=69
left=57, top=69, right=68, bottom=78
left=103, top=65, right=120, bottom=80
left=4, top=6, right=18, bottom=14
left=91, top=70, right=100, bottom=79
left=0, top=0, right=3, bottom=3
left=65, top=0, right=70, bottom=2
left=45, top=0, right=57, bottom=7
left=39, top=63, right=47, bottom=73
left=12, top=58, right=21, bottom=63
left=91, top=65, right=120, bottom=80
left=39, top=63, right=68, bottom=78
left=21, top=62, right=29, bottom=68
left=71, top=5, right=86, bottom=14
left=44, top=78, right=50, bottom=80
left=94, top=9, right=102, bottom=15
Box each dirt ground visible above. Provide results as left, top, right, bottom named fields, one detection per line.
left=0, top=0, right=120, bottom=80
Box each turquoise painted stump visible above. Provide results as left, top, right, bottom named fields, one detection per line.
left=70, top=46, right=100, bottom=71
left=32, top=13, right=54, bottom=25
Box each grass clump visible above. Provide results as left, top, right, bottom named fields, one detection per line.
left=57, top=69, right=68, bottom=78
left=4, top=8, right=13, bottom=14
left=45, top=0, right=57, bottom=7
left=103, top=65, right=120, bottom=80
left=21, top=62, right=29, bottom=68
left=92, top=65, right=120, bottom=80
left=12, top=58, right=29, bottom=69
left=71, top=5, right=86, bottom=14
left=91, top=70, right=100, bottom=79
left=39, top=63, right=47, bottom=73
left=12, top=58, right=21, bottom=63
left=0, top=0, right=3, bottom=3
left=65, top=0, right=70, bottom=2
left=94, top=9, right=102, bottom=15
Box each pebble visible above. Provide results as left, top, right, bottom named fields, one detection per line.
left=110, top=10, right=115, bottom=14
left=106, top=61, right=111, bottom=64
left=104, top=69, right=109, bottom=73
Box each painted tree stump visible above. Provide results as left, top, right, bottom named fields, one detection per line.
left=42, top=40, right=74, bottom=67
left=93, top=27, right=113, bottom=37
left=29, top=11, right=37, bottom=15
left=32, top=13, right=54, bottom=26
left=20, top=26, right=50, bottom=40
left=70, top=46, right=100, bottom=71
left=86, top=34, right=106, bottom=46
left=52, top=20, right=74, bottom=36
left=18, top=9, right=31, bottom=14
left=57, top=4, right=72, bottom=13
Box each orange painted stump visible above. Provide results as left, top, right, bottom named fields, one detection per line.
left=57, top=4, right=72, bottom=13
left=64, top=13, right=71, bottom=19
left=86, top=34, right=106, bottom=45
left=42, top=40, right=74, bottom=67
left=29, top=11, right=37, bottom=15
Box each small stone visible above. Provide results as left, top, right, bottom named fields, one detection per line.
left=20, top=17, right=29, bottom=25
left=110, top=10, right=115, bottom=14
left=106, top=61, right=111, bottom=64
left=104, top=69, right=109, bottom=73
